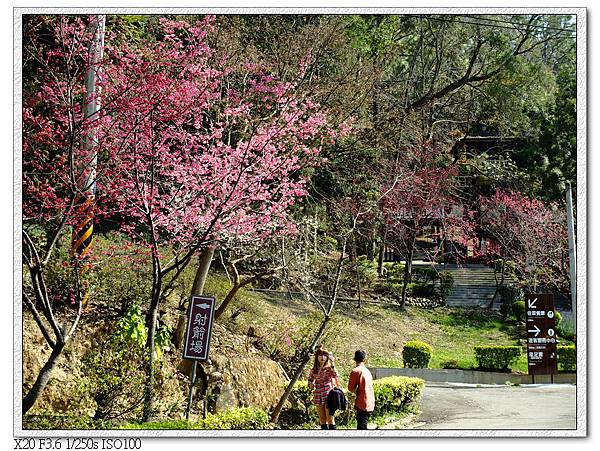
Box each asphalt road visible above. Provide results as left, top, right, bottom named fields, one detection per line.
left=411, top=382, right=577, bottom=430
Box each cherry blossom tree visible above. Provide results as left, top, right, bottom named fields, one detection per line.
left=22, top=15, right=348, bottom=418
left=379, top=142, right=464, bottom=308
left=477, top=189, right=570, bottom=301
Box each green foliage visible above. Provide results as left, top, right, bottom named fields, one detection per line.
left=441, top=359, right=460, bottom=369
left=557, top=345, right=576, bottom=372
left=78, top=311, right=147, bottom=420
left=474, top=346, right=522, bottom=372
left=120, top=407, right=270, bottom=430
left=557, top=314, right=575, bottom=340
left=402, top=340, right=433, bottom=368
left=198, top=407, right=270, bottom=429
left=372, top=376, right=424, bottom=415
left=116, top=305, right=148, bottom=346
left=512, top=300, right=526, bottom=322
left=354, top=256, right=379, bottom=288
left=554, top=310, right=563, bottom=329
left=77, top=304, right=171, bottom=420
left=119, top=419, right=195, bottom=430
left=23, top=415, right=112, bottom=430
left=439, top=271, right=454, bottom=299
left=410, top=283, right=434, bottom=298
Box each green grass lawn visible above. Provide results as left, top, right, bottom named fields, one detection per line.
left=219, top=281, right=575, bottom=378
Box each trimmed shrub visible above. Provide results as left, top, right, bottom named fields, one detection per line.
left=120, top=420, right=196, bottom=430
left=512, top=300, right=526, bottom=322
left=402, top=340, right=433, bottom=368
left=441, top=359, right=460, bottom=369
left=372, top=376, right=425, bottom=415
left=474, top=346, right=521, bottom=371
left=198, top=407, right=269, bottom=429
left=24, top=415, right=112, bottom=430
left=120, top=407, right=270, bottom=430
left=557, top=345, right=576, bottom=371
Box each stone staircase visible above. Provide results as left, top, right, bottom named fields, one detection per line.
left=434, top=263, right=505, bottom=310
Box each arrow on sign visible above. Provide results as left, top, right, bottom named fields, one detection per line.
left=195, top=303, right=211, bottom=310
left=528, top=297, right=538, bottom=309
left=528, top=325, right=541, bottom=337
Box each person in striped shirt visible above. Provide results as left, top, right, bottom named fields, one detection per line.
left=308, top=345, right=340, bottom=429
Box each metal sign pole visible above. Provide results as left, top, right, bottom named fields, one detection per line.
left=565, top=182, right=577, bottom=334
left=185, top=361, right=198, bottom=420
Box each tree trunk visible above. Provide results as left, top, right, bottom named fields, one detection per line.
left=488, top=259, right=506, bottom=310
left=377, top=225, right=387, bottom=276
left=23, top=341, right=65, bottom=414
left=214, top=283, right=241, bottom=320
left=400, top=232, right=416, bottom=308
left=191, top=244, right=217, bottom=296
left=174, top=245, right=216, bottom=350
left=142, top=288, right=160, bottom=422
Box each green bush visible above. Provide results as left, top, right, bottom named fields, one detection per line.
left=402, top=341, right=433, bottom=368
left=410, top=283, right=435, bottom=297
left=439, top=271, right=454, bottom=299
left=557, top=315, right=575, bottom=340
left=554, top=311, right=563, bottom=329
left=24, top=415, right=112, bottom=430
left=372, top=376, right=425, bottom=415
left=441, top=359, right=460, bottom=369
left=120, top=420, right=197, bottom=430
left=355, top=256, right=379, bottom=288
left=557, top=345, right=576, bottom=371
left=198, top=407, right=270, bottom=429
left=120, top=407, right=270, bottom=430
left=474, top=346, right=521, bottom=371
left=512, top=300, right=526, bottom=321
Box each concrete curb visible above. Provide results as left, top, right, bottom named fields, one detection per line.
left=371, top=367, right=576, bottom=385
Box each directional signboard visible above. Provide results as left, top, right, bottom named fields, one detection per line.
left=525, top=293, right=557, bottom=376
left=183, top=295, right=216, bottom=361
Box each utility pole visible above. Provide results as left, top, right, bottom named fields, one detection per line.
left=565, top=182, right=577, bottom=334
left=71, top=15, right=106, bottom=260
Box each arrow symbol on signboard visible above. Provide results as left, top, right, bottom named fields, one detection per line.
left=528, top=297, right=538, bottom=309
left=528, top=325, right=541, bottom=337
left=195, top=303, right=210, bottom=310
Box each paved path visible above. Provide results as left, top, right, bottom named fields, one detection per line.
left=410, top=382, right=576, bottom=430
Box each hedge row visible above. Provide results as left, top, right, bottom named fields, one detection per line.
left=285, top=375, right=424, bottom=427
left=119, top=407, right=270, bottom=430
left=474, top=346, right=521, bottom=371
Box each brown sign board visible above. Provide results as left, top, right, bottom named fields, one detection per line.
left=182, top=295, right=216, bottom=361
left=525, top=293, right=557, bottom=376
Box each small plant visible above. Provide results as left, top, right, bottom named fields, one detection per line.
left=402, top=340, right=433, bottom=368
left=553, top=310, right=563, bottom=329
left=557, top=345, right=576, bottom=371
left=474, top=345, right=521, bottom=372
left=557, top=314, right=575, bottom=340
left=512, top=300, right=526, bottom=322
left=439, top=271, right=454, bottom=299
left=441, top=359, right=460, bottom=369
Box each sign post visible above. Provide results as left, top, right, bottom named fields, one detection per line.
left=183, top=295, right=216, bottom=419
left=525, top=293, right=557, bottom=381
